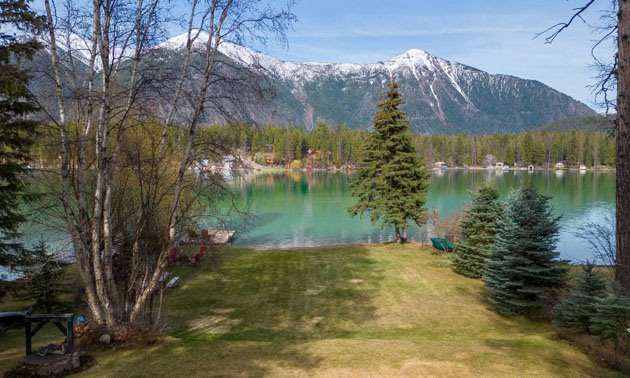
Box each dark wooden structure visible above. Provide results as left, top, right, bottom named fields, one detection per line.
left=0, top=309, right=32, bottom=333
left=25, top=313, right=74, bottom=355
left=20, top=313, right=80, bottom=375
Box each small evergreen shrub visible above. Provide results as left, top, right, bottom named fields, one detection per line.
left=14, top=240, right=70, bottom=313
left=553, top=263, right=607, bottom=333
left=590, top=283, right=630, bottom=348
left=453, top=185, right=502, bottom=278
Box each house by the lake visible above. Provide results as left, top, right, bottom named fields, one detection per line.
left=263, top=153, right=274, bottom=164
left=433, top=161, right=447, bottom=170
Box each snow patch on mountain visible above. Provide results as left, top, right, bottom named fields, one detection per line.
left=44, top=31, right=136, bottom=71
left=158, top=31, right=476, bottom=96
left=158, top=30, right=210, bottom=50
left=36, top=30, right=594, bottom=134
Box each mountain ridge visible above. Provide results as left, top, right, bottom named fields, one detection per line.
left=39, top=31, right=597, bottom=134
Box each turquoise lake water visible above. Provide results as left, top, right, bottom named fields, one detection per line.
left=3, top=168, right=615, bottom=280
left=227, top=170, right=615, bottom=263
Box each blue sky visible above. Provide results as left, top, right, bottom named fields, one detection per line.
left=258, top=0, right=616, bottom=110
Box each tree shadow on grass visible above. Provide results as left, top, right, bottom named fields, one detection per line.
left=157, top=245, right=382, bottom=375
left=88, top=339, right=324, bottom=377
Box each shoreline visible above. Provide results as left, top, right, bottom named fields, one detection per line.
left=238, top=166, right=617, bottom=174
left=232, top=242, right=600, bottom=265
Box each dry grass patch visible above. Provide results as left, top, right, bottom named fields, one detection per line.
left=0, top=244, right=624, bottom=377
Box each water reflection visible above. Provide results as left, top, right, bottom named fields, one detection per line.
left=13, top=170, right=616, bottom=265
left=230, top=170, right=615, bottom=262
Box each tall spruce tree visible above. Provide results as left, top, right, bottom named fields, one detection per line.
left=348, top=76, right=429, bottom=243
left=484, top=184, right=568, bottom=315
left=0, top=0, right=43, bottom=265
left=453, top=185, right=502, bottom=278
left=553, top=263, right=607, bottom=333
left=522, top=132, right=535, bottom=165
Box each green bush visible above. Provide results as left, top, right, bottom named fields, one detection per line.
left=590, top=283, right=630, bottom=348
left=553, top=263, right=607, bottom=333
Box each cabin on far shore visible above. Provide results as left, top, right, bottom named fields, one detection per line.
left=555, top=162, right=565, bottom=169
left=263, top=153, right=274, bottom=164
left=433, top=161, right=447, bottom=169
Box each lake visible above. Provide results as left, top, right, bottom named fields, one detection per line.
left=5, top=168, right=615, bottom=279
left=227, top=169, right=615, bottom=263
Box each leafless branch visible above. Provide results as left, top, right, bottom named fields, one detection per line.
left=535, top=0, right=597, bottom=44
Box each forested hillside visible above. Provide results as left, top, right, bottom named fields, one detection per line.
left=538, top=115, right=615, bottom=132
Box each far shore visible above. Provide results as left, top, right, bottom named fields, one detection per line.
left=235, top=165, right=617, bottom=174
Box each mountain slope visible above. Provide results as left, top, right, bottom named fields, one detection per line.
left=178, top=36, right=594, bottom=134
left=35, top=32, right=596, bottom=135
left=538, top=115, right=614, bottom=132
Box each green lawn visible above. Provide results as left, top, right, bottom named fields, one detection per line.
left=0, top=244, right=625, bottom=377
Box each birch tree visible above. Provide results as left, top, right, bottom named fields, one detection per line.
left=38, top=0, right=294, bottom=332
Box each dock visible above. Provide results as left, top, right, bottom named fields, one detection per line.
left=186, top=230, right=236, bottom=245
left=206, top=230, right=236, bottom=244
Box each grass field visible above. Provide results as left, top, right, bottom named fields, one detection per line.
left=0, top=244, right=625, bottom=377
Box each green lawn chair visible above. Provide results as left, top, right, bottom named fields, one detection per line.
left=430, top=237, right=453, bottom=252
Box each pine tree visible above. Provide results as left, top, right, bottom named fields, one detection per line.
left=584, top=141, right=594, bottom=167
left=0, top=0, right=44, bottom=265
left=453, top=185, right=503, bottom=278
left=455, top=134, right=466, bottom=166
left=567, top=131, right=578, bottom=165
left=553, top=263, right=607, bottom=333
left=15, top=240, right=69, bottom=313
left=590, top=282, right=630, bottom=346
left=348, top=76, right=430, bottom=243
left=534, top=141, right=546, bottom=165
left=506, top=145, right=516, bottom=166
left=522, top=132, right=535, bottom=165
left=550, top=138, right=563, bottom=164
left=484, top=184, right=568, bottom=315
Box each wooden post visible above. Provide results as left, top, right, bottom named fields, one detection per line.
left=25, top=320, right=31, bottom=355
left=67, top=315, right=74, bottom=352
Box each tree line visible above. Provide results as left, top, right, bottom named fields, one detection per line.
left=191, top=122, right=616, bottom=169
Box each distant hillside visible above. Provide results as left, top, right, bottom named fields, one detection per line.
left=34, top=31, right=597, bottom=135
left=538, top=115, right=615, bottom=133
left=206, top=41, right=596, bottom=134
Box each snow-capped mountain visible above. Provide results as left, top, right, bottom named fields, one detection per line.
left=158, top=32, right=592, bottom=134
left=37, top=31, right=595, bottom=134
left=39, top=31, right=136, bottom=71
